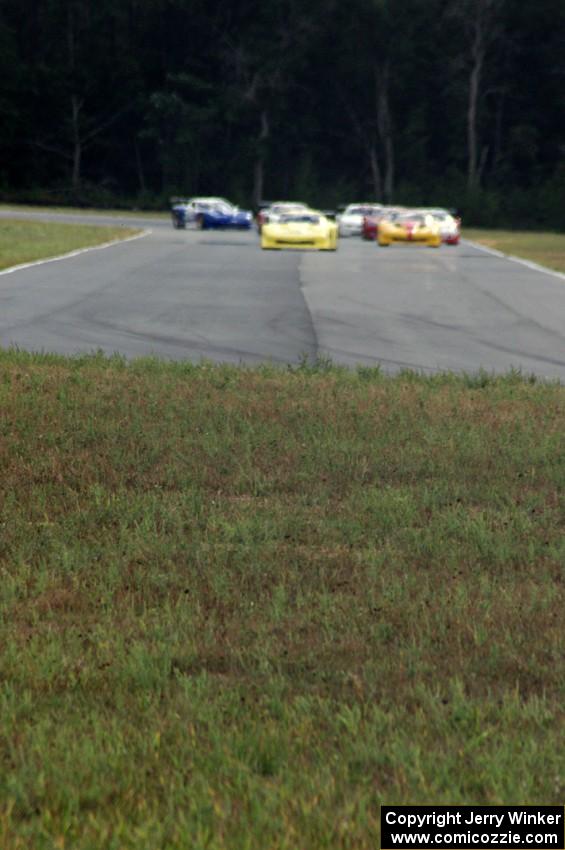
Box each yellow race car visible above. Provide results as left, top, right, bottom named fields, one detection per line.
left=261, top=211, right=338, bottom=251
left=377, top=211, right=441, bottom=247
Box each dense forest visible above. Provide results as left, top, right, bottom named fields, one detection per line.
left=1, top=0, right=564, bottom=226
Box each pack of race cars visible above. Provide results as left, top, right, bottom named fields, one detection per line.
left=170, top=196, right=461, bottom=251
left=336, top=203, right=461, bottom=247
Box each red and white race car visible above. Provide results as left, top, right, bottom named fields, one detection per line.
left=423, top=208, right=461, bottom=245
left=362, top=207, right=405, bottom=241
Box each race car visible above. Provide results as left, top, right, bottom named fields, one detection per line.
left=261, top=210, right=338, bottom=251
left=171, top=197, right=253, bottom=230
left=256, top=201, right=311, bottom=233
left=377, top=211, right=441, bottom=247
left=337, top=203, right=383, bottom=237
left=171, top=197, right=226, bottom=228
left=362, top=206, right=404, bottom=241
left=424, top=208, right=461, bottom=245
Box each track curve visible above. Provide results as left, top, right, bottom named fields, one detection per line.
left=0, top=210, right=564, bottom=379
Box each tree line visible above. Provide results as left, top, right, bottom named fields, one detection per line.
left=1, top=0, right=564, bottom=227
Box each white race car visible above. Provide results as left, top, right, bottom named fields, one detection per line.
left=257, top=201, right=311, bottom=233
left=337, top=203, right=383, bottom=237
left=171, top=196, right=232, bottom=229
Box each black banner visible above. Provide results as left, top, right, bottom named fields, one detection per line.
left=381, top=806, right=564, bottom=849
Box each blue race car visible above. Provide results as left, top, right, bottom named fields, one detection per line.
left=171, top=196, right=253, bottom=230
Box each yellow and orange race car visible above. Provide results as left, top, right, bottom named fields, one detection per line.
left=261, top=211, right=338, bottom=251
left=377, top=211, right=441, bottom=247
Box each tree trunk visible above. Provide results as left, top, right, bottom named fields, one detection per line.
left=343, top=95, right=382, bottom=200
left=493, top=90, right=506, bottom=175
left=467, top=53, right=483, bottom=190
left=466, top=2, right=492, bottom=191
left=252, top=110, right=269, bottom=208
left=253, top=159, right=264, bottom=210
left=135, top=138, right=146, bottom=194
left=369, top=144, right=382, bottom=200
left=71, top=95, right=82, bottom=195
left=376, top=64, right=394, bottom=202
left=72, top=142, right=82, bottom=194
left=477, top=143, right=489, bottom=185
left=383, top=129, right=394, bottom=203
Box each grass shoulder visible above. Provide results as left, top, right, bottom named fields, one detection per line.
left=0, top=202, right=169, bottom=219
left=0, top=351, right=563, bottom=848
left=0, top=218, right=143, bottom=271
left=463, top=228, right=565, bottom=274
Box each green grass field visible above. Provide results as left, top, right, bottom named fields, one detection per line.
left=0, top=218, right=142, bottom=271
left=0, top=219, right=563, bottom=847
left=463, top=229, right=565, bottom=275
left=0, top=350, right=563, bottom=849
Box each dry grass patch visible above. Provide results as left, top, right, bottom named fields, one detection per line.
left=464, top=228, right=565, bottom=274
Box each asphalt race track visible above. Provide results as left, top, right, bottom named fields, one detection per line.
left=1, top=210, right=565, bottom=380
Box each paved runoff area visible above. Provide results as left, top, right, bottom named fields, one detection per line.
left=1, top=210, right=564, bottom=380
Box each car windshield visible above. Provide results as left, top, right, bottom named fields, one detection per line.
left=272, top=205, right=308, bottom=214
left=347, top=206, right=379, bottom=216
left=213, top=203, right=234, bottom=214
left=397, top=214, right=427, bottom=225
left=279, top=214, right=320, bottom=224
